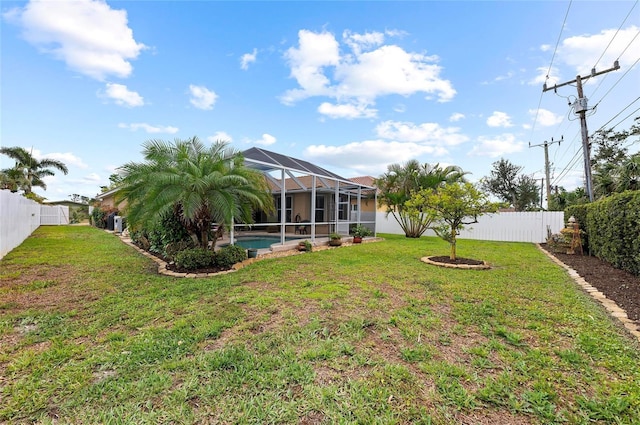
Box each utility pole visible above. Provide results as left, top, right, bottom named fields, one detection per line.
left=543, top=61, right=620, bottom=202
left=529, top=137, right=562, bottom=209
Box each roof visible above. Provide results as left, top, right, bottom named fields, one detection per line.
left=243, top=147, right=348, bottom=182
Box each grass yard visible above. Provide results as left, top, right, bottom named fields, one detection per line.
left=1, top=226, right=639, bottom=424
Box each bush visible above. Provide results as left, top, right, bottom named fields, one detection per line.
left=214, top=244, right=247, bottom=269
left=586, top=191, right=640, bottom=276
left=137, top=209, right=193, bottom=257
left=91, top=208, right=107, bottom=228
left=174, top=248, right=215, bottom=271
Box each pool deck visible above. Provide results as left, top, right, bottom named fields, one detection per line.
left=217, top=231, right=353, bottom=255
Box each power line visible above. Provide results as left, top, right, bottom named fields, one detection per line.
left=529, top=1, right=572, bottom=142
left=592, top=0, right=638, bottom=70
left=593, top=97, right=640, bottom=132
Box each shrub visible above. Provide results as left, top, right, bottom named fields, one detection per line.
left=91, top=208, right=107, bottom=228
left=214, top=244, right=247, bottom=269
left=174, top=248, right=215, bottom=271
left=586, top=191, right=640, bottom=276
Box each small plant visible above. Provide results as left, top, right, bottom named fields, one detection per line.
left=297, top=240, right=313, bottom=252
left=174, top=248, right=214, bottom=270
left=329, top=233, right=342, bottom=246
left=214, top=244, right=247, bottom=269
left=351, top=224, right=372, bottom=238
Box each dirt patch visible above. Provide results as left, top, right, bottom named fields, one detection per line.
left=540, top=244, right=640, bottom=326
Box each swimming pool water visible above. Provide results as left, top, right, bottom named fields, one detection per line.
left=227, top=236, right=299, bottom=250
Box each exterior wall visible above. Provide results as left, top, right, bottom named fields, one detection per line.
left=376, top=211, right=565, bottom=243
left=0, top=190, right=41, bottom=259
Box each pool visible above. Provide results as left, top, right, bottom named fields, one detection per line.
left=225, top=235, right=300, bottom=250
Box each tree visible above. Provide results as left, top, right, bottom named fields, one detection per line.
left=480, top=158, right=540, bottom=211
left=0, top=146, right=68, bottom=194
left=591, top=116, right=639, bottom=198
left=548, top=186, right=588, bottom=210
left=375, top=160, right=468, bottom=238
left=117, top=137, right=274, bottom=250
left=408, top=182, right=498, bottom=260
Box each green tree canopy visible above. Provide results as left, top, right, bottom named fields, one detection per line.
left=375, top=160, right=468, bottom=238
left=117, top=137, right=274, bottom=250
left=408, top=182, right=498, bottom=260
left=480, top=158, right=540, bottom=211
left=0, top=146, right=68, bottom=195
left=590, top=116, right=639, bottom=198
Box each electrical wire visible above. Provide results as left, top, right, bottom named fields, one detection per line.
left=592, top=0, right=638, bottom=70
left=593, top=97, right=640, bottom=132
left=530, top=1, right=572, bottom=143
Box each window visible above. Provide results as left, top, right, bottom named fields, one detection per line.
left=276, top=195, right=292, bottom=222
left=315, top=195, right=325, bottom=222
left=338, top=194, right=349, bottom=220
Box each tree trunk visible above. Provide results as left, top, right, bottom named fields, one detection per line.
left=449, top=228, right=457, bottom=260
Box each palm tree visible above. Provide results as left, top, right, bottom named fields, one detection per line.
left=117, top=137, right=274, bottom=250
left=375, top=160, right=468, bottom=238
left=0, top=146, right=69, bottom=194
left=615, top=153, right=640, bottom=192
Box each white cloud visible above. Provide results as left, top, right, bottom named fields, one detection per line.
left=530, top=108, right=563, bottom=127
left=559, top=26, right=640, bottom=74
left=469, top=134, right=526, bottom=157
left=83, top=172, right=101, bottom=182
left=189, top=84, right=217, bottom=110
left=486, top=111, right=513, bottom=128
left=281, top=29, right=455, bottom=108
left=304, top=140, right=449, bottom=176
left=207, top=132, right=233, bottom=143
left=118, top=123, right=179, bottom=134
left=281, top=30, right=340, bottom=104
left=342, top=29, right=385, bottom=55
left=103, top=83, right=144, bottom=107
left=317, top=102, right=377, bottom=119
left=31, top=149, right=88, bottom=169
left=240, top=48, right=257, bottom=70
left=376, top=120, right=468, bottom=146
left=530, top=65, right=561, bottom=87
left=254, top=134, right=276, bottom=146
left=449, top=112, right=465, bottom=122
left=4, top=0, right=146, bottom=81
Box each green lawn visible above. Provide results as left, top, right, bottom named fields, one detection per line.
left=1, top=226, right=639, bottom=424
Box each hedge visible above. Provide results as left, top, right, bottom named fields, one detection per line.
left=584, top=191, right=640, bottom=276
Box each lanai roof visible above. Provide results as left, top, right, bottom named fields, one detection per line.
left=242, top=147, right=373, bottom=190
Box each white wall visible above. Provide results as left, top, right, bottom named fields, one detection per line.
left=376, top=211, right=565, bottom=243
left=0, top=190, right=41, bottom=259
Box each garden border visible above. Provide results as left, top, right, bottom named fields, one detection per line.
left=537, top=244, right=640, bottom=343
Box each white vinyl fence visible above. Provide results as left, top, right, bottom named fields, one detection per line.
left=41, top=204, right=69, bottom=225
left=376, top=211, right=565, bottom=243
left=0, top=190, right=69, bottom=259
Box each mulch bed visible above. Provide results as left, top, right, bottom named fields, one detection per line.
left=540, top=244, right=640, bottom=323
left=429, top=256, right=486, bottom=266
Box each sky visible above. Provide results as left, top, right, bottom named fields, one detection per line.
left=1, top=0, right=639, bottom=205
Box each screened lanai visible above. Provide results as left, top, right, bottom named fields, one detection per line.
left=230, top=147, right=377, bottom=247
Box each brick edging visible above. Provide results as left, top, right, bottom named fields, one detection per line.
left=536, top=244, right=640, bottom=342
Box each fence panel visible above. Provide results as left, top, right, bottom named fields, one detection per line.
left=376, top=211, right=564, bottom=243
left=40, top=205, right=70, bottom=225
left=0, top=190, right=41, bottom=259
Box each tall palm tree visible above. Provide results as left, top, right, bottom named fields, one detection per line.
left=117, top=137, right=274, bottom=250
left=375, top=160, right=468, bottom=238
left=0, top=146, right=68, bottom=194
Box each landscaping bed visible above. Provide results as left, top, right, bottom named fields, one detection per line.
left=541, top=244, right=640, bottom=324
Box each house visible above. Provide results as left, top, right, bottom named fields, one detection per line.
left=95, top=147, right=377, bottom=243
